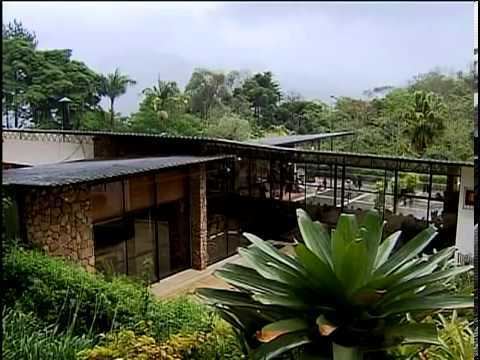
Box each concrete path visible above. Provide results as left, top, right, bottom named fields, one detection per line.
left=150, top=254, right=243, bottom=299
left=150, top=244, right=294, bottom=299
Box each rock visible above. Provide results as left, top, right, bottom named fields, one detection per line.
left=88, top=257, right=95, bottom=266
left=60, top=216, right=68, bottom=226
left=59, top=234, right=70, bottom=244
left=52, top=208, right=61, bottom=219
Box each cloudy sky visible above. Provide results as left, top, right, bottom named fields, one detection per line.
left=3, top=1, right=475, bottom=114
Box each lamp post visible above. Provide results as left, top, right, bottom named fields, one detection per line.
left=58, top=97, right=72, bottom=130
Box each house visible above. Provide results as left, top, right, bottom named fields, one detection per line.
left=2, top=129, right=474, bottom=281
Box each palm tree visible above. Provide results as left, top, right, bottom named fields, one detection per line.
left=142, top=76, right=180, bottom=110
left=100, top=68, right=136, bottom=128
left=197, top=209, right=472, bottom=360
left=403, top=91, right=446, bottom=156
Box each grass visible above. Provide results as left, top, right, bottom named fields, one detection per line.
left=2, top=307, right=95, bottom=360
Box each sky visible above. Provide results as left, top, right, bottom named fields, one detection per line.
left=3, top=1, right=475, bottom=115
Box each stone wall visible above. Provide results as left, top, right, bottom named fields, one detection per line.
left=190, top=164, right=208, bottom=270
left=23, top=184, right=95, bottom=270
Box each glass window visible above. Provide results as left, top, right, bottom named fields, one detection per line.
left=126, top=211, right=157, bottom=282
left=94, top=219, right=131, bottom=275
left=156, top=220, right=171, bottom=278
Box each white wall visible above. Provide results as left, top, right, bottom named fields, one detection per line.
left=2, top=139, right=94, bottom=166
left=455, top=166, right=474, bottom=255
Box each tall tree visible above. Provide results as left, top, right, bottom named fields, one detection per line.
left=3, top=32, right=102, bottom=128
left=2, top=19, right=37, bottom=47
left=2, top=20, right=37, bottom=127
left=238, top=71, right=281, bottom=125
left=100, top=68, right=136, bottom=128
left=185, top=69, right=230, bottom=122
left=403, top=91, right=446, bottom=156
left=142, top=76, right=183, bottom=118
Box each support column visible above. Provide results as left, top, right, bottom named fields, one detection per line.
left=190, top=164, right=208, bottom=270
left=304, top=163, right=308, bottom=209
left=340, top=164, right=346, bottom=212
left=382, top=169, right=387, bottom=220
left=426, top=166, right=433, bottom=223
left=248, top=159, right=252, bottom=198
left=333, top=164, right=338, bottom=207
left=393, top=169, right=399, bottom=214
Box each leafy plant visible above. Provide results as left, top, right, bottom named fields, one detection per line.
left=79, top=317, right=244, bottom=360
left=3, top=246, right=213, bottom=340
left=99, top=68, right=136, bottom=127
left=390, top=311, right=474, bottom=360
left=2, top=307, right=94, bottom=360
left=196, top=209, right=473, bottom=360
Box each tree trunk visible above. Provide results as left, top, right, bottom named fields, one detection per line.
left=332, top=343, right=362, bottom=360
left=110, top=97, right=115, bottom=129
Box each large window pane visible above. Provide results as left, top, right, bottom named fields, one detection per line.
left=156, top=221, right=171, bottom=278
left=94, top=219, right=131, bottom=275
left=127, top=211, right=157, bottom=282
left=153, top=201, right=190, bottom=278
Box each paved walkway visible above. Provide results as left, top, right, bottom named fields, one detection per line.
left=150, top=245, right=294, bottom=299
left=150, top=254, right=243, bottom=298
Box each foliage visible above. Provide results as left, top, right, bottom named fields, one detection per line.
left=275, top=99, right=328, bottom=134
left=402, top=91, right=446, bottom=156
left=2, top=19, right=38, bottom=47
left=204, top=113, right=252, bottom=140
left=129, top=91, right=203, bottom=136
left=79, top=317, right=244, bottom=360
left=2, top=21, right=103, bottom=129
left=78, top=110, right=112, bottom=131
left=185, top=68, right=239, bottom=121
left=237, top=71, right=281, bottom=126
left=3, top=246, right=213, bottom=341
left=389, top=311, right=474, bottom=360
left=400, top=173, right=420, bottom=194
left=99, top=68, right=136, bottom=127
left=197, top=209, right=473, bottom=360
left=3, top=21, right=473, bottom=162
left=2, top=307, right=94, bottom=360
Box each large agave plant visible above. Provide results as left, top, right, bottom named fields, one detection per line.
left=196, top=209, right=473, bottom=360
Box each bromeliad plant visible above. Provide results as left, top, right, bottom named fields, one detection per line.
left=196, top=209, right=473, bottom=360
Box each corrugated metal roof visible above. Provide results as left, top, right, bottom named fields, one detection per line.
left=3, top=155, right=231, bottom=187
left=2, top=129, right=473, bottom=174
left=254, top=131, right=354, bottom=146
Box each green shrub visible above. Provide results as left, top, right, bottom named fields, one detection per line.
left=3, top=246, right=213, bottom=340
left=79, top=317, right=244, bottom=360
left=2, top=307, right=94, bottom=360
left=389, top=311, right=474, bottom=360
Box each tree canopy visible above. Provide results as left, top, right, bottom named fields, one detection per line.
left=2, top=20, right=474, bottom=161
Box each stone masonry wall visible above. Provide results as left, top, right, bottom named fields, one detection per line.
left=190, top=164, right=208, bottom=270
left=23, top=184, right=95, bottom=270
